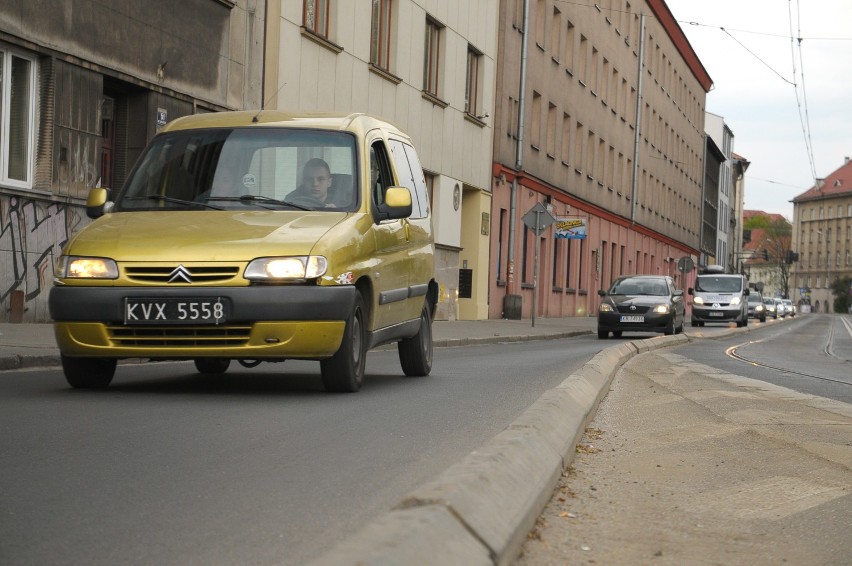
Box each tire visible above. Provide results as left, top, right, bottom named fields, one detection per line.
left=194, top=358, right=230, bottom=374
left=62, top=355, right=116, bottom=389
left=321, top=293, right=367, bottom=393
left=597, top=330, right=609, bottom=339
left=759, top=315, right=766, bottom=323
left=398, top=302, right=433, bottom=377
left=664, top=318, right=675, bottom=335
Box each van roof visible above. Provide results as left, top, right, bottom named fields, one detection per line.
left=160, top=110, right=408, bottom=139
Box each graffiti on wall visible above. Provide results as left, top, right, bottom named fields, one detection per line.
left=1, top=196, right=85, bottom=316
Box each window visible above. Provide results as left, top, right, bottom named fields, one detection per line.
left=423, top=17, right=443, bottom=96
left=370, top=0, right=393, bottom=70
left=550, top=7, right=561, bottom=57
left=0, top=48, right=36, bottom=187
left=564, top=21, right=575, bottom=73
left=530, top=92, right=541, bottom=148
left=465, top=45, right=483, bottom=117
left=303, top=0, right=330, bottom=38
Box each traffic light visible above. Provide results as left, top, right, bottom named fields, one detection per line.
left=785, top=251, right=800, bottom=264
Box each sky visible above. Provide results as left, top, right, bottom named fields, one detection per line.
left=663, top=0, right=852, bottom=221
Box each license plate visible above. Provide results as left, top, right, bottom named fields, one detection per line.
left=619, top=315, right=644, bottom=323
left=124, top=298, right=228, bottom=325
left=709, top=311, right=724, bottom=317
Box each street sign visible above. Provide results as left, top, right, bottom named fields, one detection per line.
left=677, top=256, right=695, bottom=274
left=522, top=202, right=556, bottom=236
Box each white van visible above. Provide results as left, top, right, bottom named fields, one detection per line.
left=688, top=266, right=749, bottom=327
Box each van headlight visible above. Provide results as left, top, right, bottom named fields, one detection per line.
left=729, top=296, right=741, bottom=305
left=245, top=256, right=328, bottom=281
left=56, top=256, right=119, bottom=279
left=693, top=296, right=705, bottom=305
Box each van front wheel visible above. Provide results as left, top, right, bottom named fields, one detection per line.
left=321, top=294, right=367, bottom=393
left=399, top=302, right=433, bottom=377
left=62, top=355, right=116, bottom=389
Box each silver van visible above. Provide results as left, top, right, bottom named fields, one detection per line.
left=688, top=268, right=749, bottom=327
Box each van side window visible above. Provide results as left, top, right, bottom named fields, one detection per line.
left=369, top=142, right=394, bottom=209
left=388, top=139, right=429, bottom=219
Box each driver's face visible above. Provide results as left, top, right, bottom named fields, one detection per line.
left=303, top=166, right=332, bottom=201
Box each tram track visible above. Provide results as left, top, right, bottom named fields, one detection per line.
left=726, top=337, right=852, bottom=387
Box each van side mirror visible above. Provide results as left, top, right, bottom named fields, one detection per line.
left=673, top=289, right=684, bottom=297
left=743, top=288, right=750, bottom=296
left=687, top=287, right=694, bottom=295
left=376, top=186, right=412, bottom=221
left=86, top=187, right=112, bottom=219
left=597, top=290, right=607, bottom=297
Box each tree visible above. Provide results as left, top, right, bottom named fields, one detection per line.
left=743, top=214, right=793, bottom=298
left=830, top=276, right=852, bottom=314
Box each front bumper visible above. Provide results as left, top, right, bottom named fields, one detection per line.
left=50, top=285, right=356, bottom=359
left=597, top=311, right=673, bottom=333
left=691, top=305, right=743, bottom=323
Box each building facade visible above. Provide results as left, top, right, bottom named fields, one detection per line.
left=263, top=0, right=497, bottom=321
left=490, top=0, right=711, bottom=319
left=704, top=112, right=734, bottom=270
left=791, top=157, right=852, bottom=313
left=0, top=0, right=265, bottom=322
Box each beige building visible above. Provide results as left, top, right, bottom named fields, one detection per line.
left=791, top=157, right=852, bottom=313
left=263, top=1, right=497, bottom=320
left=489, top=0, right=711, bottom=319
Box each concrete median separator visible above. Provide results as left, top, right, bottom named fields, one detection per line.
left=308, top=333, right=689, bottom=566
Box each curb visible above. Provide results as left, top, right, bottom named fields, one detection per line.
left=434, top=329, right=593, bottom=349
left=0, top=354, right=62, bottom=371
left=309, top=333, right=689, bottom=566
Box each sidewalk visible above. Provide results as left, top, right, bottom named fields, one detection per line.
left=0, top=316, right=597, bottom=371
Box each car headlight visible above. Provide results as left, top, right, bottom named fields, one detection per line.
left=55, top=256, right=118, bottom=279
left=244, top=256, right=328, bottom=281
left=653, top=304, right=670, bottom=314
left=730, top=296, right=741, bottom=305
left=755, top=305, right=764, bottom=312
left=599, top=303, right=614, bottom=312
left=693, top=296, right=704, bottom=305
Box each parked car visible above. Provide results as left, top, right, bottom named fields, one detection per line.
left=597, top=275, right=685, bottom=339
left=688, top=266, right=749, bottom=327
left=763, top=297, right=778, bottom=319
left=782, top=298, right=796, bottom=317
left=747, top=291, right=766, bottom=322
left=774, top=298, right=787, bottom=318
left=50, top=111, right=437, bottom=392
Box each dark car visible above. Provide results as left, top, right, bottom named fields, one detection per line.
left=597, top=275, right=685, bottom=339
left=747, top=291, right=766, bottom=322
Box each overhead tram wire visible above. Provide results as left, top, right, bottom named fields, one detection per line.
left=790, top=0, right=818, bottom=183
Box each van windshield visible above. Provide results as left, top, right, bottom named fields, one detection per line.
left=115, top=128, right=358, bottom=212
left=695, top=276, right=743, bottom=293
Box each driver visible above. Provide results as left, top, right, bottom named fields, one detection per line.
left=289, top=158, right=337, bottom=207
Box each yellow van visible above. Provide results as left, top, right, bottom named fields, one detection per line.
left=50, top=111, right=437, bottom=392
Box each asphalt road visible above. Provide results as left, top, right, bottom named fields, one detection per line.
left=0, top=335, right=606, bottom=566
left=679, top=314, right=852, bottom=404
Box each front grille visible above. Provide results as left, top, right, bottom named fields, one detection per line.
left=616, top=305, right=650, bottom=314
left=107, top=325, right=252, bottom=347
left=124, top=265, right=241, bottom=284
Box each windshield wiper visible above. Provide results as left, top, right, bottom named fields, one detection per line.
left=141, top=194, right=224, bottom=210
left=205, top=195, right=312, bottom=211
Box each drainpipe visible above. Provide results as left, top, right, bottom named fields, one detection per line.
left=630, top=13, right=646, bottom=224
left=505, top=0, right=530, bottom=319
